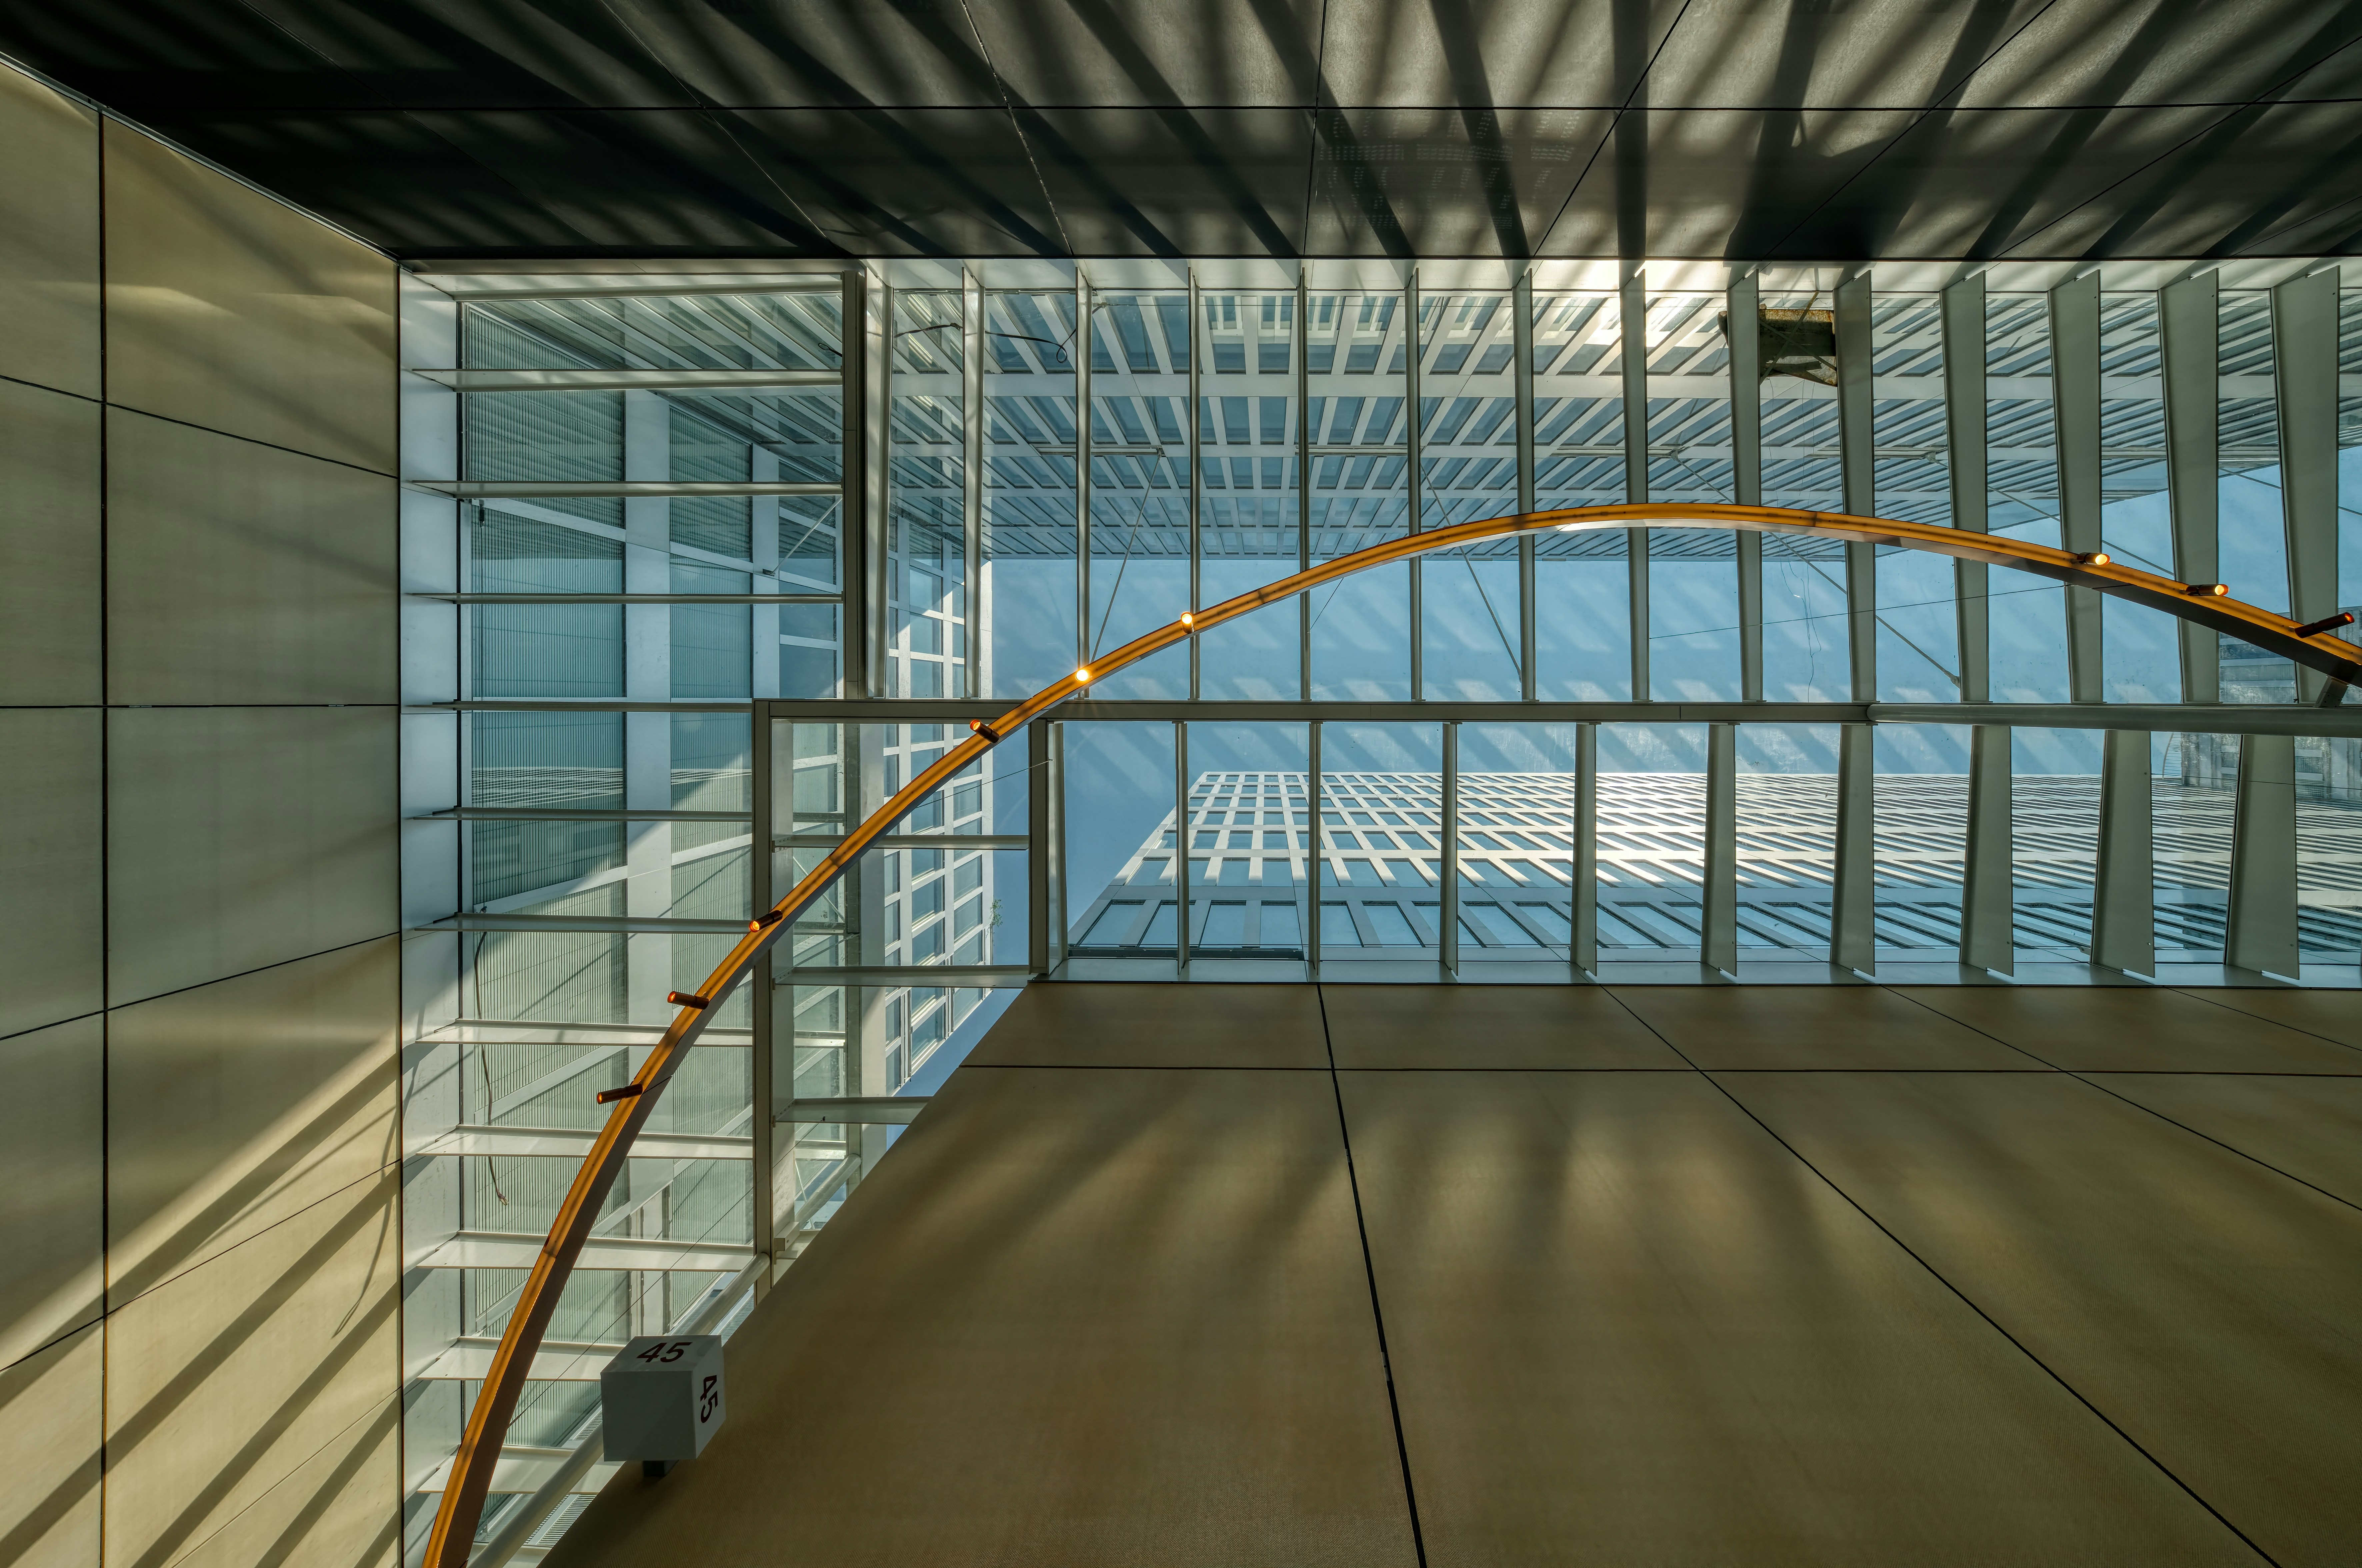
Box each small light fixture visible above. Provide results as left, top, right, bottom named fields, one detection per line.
left=2184, top=582, right=2229, bottom=597
left=596, top=1083, right=644, bottom=1105
left=1075, top=666, right=1093, bottom=683
left=1180, top=612, right=1195, bottom=628
left=667, top=990, right=711, bottom=1009
left=2072, top=551, right=2110, bottom=566
left=969, top=718, right=1003, bottom=742
left=2296, top=610, right=2357, bottom=638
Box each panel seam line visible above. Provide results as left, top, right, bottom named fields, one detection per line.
left=1597, top=985, right=2281, bottom=1566
left=1316, top=981, right=1428, bottom=1568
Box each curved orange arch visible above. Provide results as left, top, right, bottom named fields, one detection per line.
left=423, top=502, right=2359, bottom=1563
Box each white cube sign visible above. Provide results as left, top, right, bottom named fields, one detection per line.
left=602, top=1335, right=726, bottom=1466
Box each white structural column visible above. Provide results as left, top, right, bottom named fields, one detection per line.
left=2227, top=732, right=2300, bottom=976
left=748, top=713, right=775, bottom=1264
left=1836, top=272, right=1876, bottom=702
left=2162, top=270, right=2220, bottom=703
left=1440, top=720, right=1461, bottom=975
left=1729, top=272, right=1765, bottom=702
left=2274, top=269, right=2340, bottom=703
left=1702, top=722, right=1738, bottom=973
left=1943, top=273, right=1991, bottom=702
left=1174, top=721, right=1192, bottom=974
left=1408, top=270, right=1424, bottom=701
left=1076, top=271, right=1094, bottom=673
left=622, top=389, right=677, bottom=1025
left=752, top=446, right=782, bottom=701
left=1514, top=268, right=1538, bottom=700
left=1830, top=722, right=1877, bottom=971
left=1027, top=719, right=1061, bottom=976
left=1622, top=273, right=1650, bottom=698
left=1187, top=269, right=1203, bottom=699
left=2051, top=272, right=2105, bottom=703
left=1307, top=720, right=1325, bottom=979
left=2091, top=728, right=2155, bottom=975
left=962, top=270, right=984, bottom=700
left=848, top=270, right=884, bottom=699
left=1572, top=722, right=1599, bottom=973
left=1959, top=724, right=2014, bottom=973
left=1297, top=272, right=1312, bottom=699
left=854, top=268, right=888, bottom=700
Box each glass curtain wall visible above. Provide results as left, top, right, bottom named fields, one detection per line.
left=406, top=281, right=845, bottom=1556
left=406, top=256, right=2362, bottom=1552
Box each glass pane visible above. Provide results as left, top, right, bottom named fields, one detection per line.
left=1320, top=723, right=1441, bottom=971
left=983, top=290, right=1079, bottom=697
left=1419, top=291, right=1521, bottom=700
left=1308, top=289, right=1410, bottom=700
left=2300, top=736, right=2362, bottom=964
left=1760, top=287, right=1849, bottom=700
left=2100, top=295, right=2179, bottom=701
left=889, top=290, right=966, bottom=701
left=2220, top=290, right=2294, bottom=700
left=1737, top=725, right=1839, bottom=962
left=1186, top=723, right=1312, bottom=976
left=1873, top=293, right=1960, bottom=703
left=1457, top=724, right=1581, bottom=969
left=1534, top=291, right=1630, bottom=698
left=1645, top=292, right=1738, bottom=699
left=1874, top=725, right=1970, bottom=961
left=2339, top=290, right=2362, bottom=611
left=1063, top=721, right=1180, bottom=973
left=1595, top=724, right=1705, bottom=961
left=1986, top=294, right=2072, bottom=702
left=1085, top=291, right=1190, bottom=698
left=1199, top=291, right=1303, bottom=698
left=2012, top=728, right=2102, bottom=963
left=2154, top=731, right=2234, bottom=964
left=461, top=292, right=843, bottom=373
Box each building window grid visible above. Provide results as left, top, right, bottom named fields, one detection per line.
left=405, top=264, right=2362, bottom=1552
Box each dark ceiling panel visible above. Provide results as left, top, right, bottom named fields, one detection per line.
left=1303, top=106, right=1608, bottom=256
left=128, top=110, right=606, bottom=249
left=1, top=0, right=2357, bottom=259
left=395, top=109, right=839, bottom=250
left=608, top=0, right=1004, bottom=108
left=1957, top=0, right=2362, bottom=109
left=2005, top=97, right=2362, bottom=258
left=1314, top=0, right=1680, bottom=109
left=1780, top=103, right=2225, bottom=260
left=1536, top=107, right=1926, bottom=258
left=726, top=109, right=1072, bottom=256
left=1644, top=0, right=2054, bottom=114
left=962, top=0, right=1320, bottom=107
left=1027, top=108, right=1313, bottom=256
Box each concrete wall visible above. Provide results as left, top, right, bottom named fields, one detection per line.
left=0, top=59, right=401, bottom=1568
